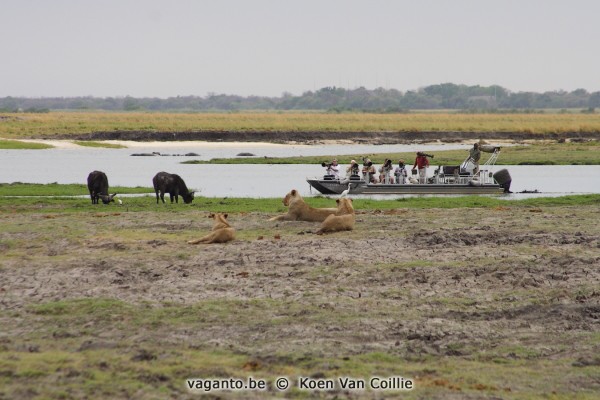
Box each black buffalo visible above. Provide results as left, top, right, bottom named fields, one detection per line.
left=152, top=172, right=195, bottom=204
left=87, top=171, right=116, bottom=204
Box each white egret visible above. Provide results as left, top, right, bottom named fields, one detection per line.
left=339, top=183, right=352, bottom=198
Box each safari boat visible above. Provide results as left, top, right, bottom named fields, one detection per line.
left=307, top=146, right=511, bottom=195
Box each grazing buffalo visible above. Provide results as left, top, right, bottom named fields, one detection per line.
left=152, top=172, right=195, bottom=204
left=87, top=171, right=116, bottom=204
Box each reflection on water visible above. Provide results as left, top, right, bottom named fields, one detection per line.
left=1, top=142, right=599, bottom=199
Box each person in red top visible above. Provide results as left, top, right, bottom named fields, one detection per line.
left=412, top=152, right=430, bottom=184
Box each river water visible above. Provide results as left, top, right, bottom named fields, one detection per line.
left=1, top=141, right=599, bottom=199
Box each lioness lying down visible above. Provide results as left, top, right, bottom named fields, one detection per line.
left=269, top=189, right=338, bottom=222
left=316, top=198, right=355, bottom=235
left=188, top=213, right=235, bottom=244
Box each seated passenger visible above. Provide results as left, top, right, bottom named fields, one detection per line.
left=343, top=160, right=361, bottom=183
left=394, top=159, right=408, bottom=184
left=362, top=158, right=377, bottom=183
left=379, top=159, right=394, bottom=184
left=346, top=159, right=360, bottom=177
left=330, top=158, right=340, bottom=179
left=322, top=158, right=340, bottom=179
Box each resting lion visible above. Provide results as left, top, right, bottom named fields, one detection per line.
left=188, top=213, right=235, bottom=244
left=316, top=198, right=355, bottom=235
left=268, top=189, right=338, bottom=222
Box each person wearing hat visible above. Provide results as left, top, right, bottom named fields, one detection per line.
left=346, top=159, right=359, bottom=177
left=379, top=158, right=394, bottom=184
left=362, top=158, right=376, bottom=183
left=337, top=159, right=360, bottom=185
left=394, top=159, right=408, bottom=184
left=412, top=152, right=429, bottom=184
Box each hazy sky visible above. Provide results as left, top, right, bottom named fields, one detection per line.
left=2, top=0, right=599, bottom=98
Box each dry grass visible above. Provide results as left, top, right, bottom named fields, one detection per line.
left=1, top=112, right=600, bottom=138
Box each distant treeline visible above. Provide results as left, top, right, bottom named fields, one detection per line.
left=2, top=83, right=599, bottom=113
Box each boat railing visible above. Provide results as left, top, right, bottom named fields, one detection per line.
left=460, top=147, right=501, bottom=173
left=483, top=147, right=501, bottom=166
left=434, top=166, right=496, bottom=185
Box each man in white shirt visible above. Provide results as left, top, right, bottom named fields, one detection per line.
left=324, top=158, right=340, bottom=179
left=394, top=160, right=407, bottom=184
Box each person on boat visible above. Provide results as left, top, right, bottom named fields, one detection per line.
left=379, top=159, right=394, bottom=184
left=323, top=158, right=340, bottom=179
left=469, top=143, right=481, bottom=175
left=346, top=159, right=360, bottom=177
left=412, top=152, right=430, bottom=184
left=340, top=160, right=359, bottom=184
left=362, top=158, right=376, bottom=183
left=331, top=159, right=340, bottom=178
left=394, top=159, right=408, bottom=184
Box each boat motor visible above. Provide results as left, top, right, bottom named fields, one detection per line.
left=493, top=169, right=512, bottom=193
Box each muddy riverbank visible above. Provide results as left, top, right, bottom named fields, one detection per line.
left=59, top=130, right=600, bottom=144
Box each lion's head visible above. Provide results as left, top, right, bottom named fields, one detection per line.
left=209, top=213, right=231, bottom=230
left=335, top=198, right=354, bottom=215
left=282, top=189, right=302, bottom=207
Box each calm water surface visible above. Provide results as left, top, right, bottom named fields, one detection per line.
left=1, top=142, right=598, bottom=199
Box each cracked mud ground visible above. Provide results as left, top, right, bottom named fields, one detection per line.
left=1, top=205, right=599, bottom=399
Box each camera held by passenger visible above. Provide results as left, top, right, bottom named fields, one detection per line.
left=417, top=152, right=434, bottom=159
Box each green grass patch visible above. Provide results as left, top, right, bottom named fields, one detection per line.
left=72, top=141, right=126, bottom=148
left=431, top=296, right=478, bottom=309
left=0, top=182, right=152, bottom=196
left=2, top=347, right=596, bottom=399
left=0, top=139, right=54, bottom=149
left=24, top=297, right=362, bottom=334
left=377, top=260, right=437, bottom=269
left=0, top=185, right=599, bottom=214
left=30, top=298, right=130, bottom=318
left=183, top=142, right=600, bottom=166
